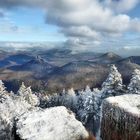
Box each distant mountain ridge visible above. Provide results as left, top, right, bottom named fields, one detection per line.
left=0, top=52, right=34, bottom=68
left=0, top=48, right=140, bottom=93
left=9, top=56, right=56, bottom=75
left=119, top=56, right=140, bottom=65
left=88, top=52, right=122, bottom=64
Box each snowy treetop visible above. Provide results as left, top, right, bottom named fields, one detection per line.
left=128, top=69, right=140, bottom=94
left=133, top=69, right=140, bottom=75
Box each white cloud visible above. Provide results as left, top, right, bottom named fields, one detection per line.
left=60, top=26, right=101, bottom=40
left=44, top=0, right=140, bottom=46
left=0, top=0, right=140, bottom=49
left=123, top=45, right=140, bottom=50
left=130, top=18, right=140, bottom=32
left=104, top=0, right=139, bottom=12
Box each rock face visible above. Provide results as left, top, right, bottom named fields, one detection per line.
left=101, top=94, right=140, bottom=140
left=16, top=106, right=89, bottom=140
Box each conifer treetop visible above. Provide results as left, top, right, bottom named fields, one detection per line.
left=0, top=80, right=6, bottom=93
left=67, top=88, right=75, bottom=96
left=128, top=69, right=140, bottom=94
left=101, top=64, right=123, bottom=97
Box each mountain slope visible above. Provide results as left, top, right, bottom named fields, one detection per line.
left=0, top=53, right=34, bottom=68
left=116, top=59, right=140, bottom=84
left=9, top=56, right=56, bottom=74
left=5, top=53, right=34, bottom=64
left=88, top=52, right=122, bottom=64
left=120, top=56, right=140, bottom=65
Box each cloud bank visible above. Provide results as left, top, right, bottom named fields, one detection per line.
left=0, top=0, right=140, bottom=50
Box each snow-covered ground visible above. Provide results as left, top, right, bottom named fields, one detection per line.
left=16, top=106, right=89, bottom=140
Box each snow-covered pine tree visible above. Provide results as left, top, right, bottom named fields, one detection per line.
left=76, top=86, right=91, bottom=123
left=82, top=93, right=95, bottom=124
left=46, top=93, right=61, bottom=108
left=101, top=64, right=123, bottom=98
left=65, top=88, right=77, bottom=111
left=17, top=82, right=27, bottom=96
left=25, top=87, right=39, bottom=106
left=0, top=80, right=6, bottom=93
left=76, top=94, right=84, bottom=111
left=85, top=85, right=91, bottom=93
left=128, top=69, right=140, bottom=94
left=17, top=83, right=39, bottom=106
left=0, top=80, right=9, bottom=102
left=67, top=88, right=75, bottom=96
left=76, top=90, right=85, bottom=120
left=62, top=88, right=66, bottom=95
left=80, top=87, right=102, bottom=134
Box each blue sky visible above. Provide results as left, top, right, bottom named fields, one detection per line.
left=0, top=7, right=65, bottom=42
left=0, top=0, right=140, bottom=55
left=128, top=4, right=140, bottom=18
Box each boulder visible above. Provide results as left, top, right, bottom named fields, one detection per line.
left=16, top=106, right=89, bottom=140
left=101, top=94, right=140, bottom=140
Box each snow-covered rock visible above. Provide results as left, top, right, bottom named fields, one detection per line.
left=101, top=94, right=140, bottom=140
left=16, top=106, right=89, bottom=140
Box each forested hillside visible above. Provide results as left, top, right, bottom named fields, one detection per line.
left=0, top=65, right=139, bottom=140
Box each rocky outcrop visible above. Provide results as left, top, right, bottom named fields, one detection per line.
left=0, top=95, right=91, bottom=140
left=0, top=81, right=93, bottom=140
left=16, top=106, right=89, bottom=140
left=101, top=94, right=140, bottom=140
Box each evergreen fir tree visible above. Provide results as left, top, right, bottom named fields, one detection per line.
left=101, top=65, right=123, bottom=98
left=0, top=80, right=6, bottom=93
left=0, top=80, right=9, bottom=102
left=67, top=88, right=75, bottom=96
left=128, top=69, right=140, bottom=94
left=85, top=85, right=91, bottom=93
left=17, top=83, right=39, bottom=106
left=17, top=82, right=26, bottom=96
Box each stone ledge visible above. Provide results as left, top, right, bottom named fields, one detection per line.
left=101, top=94, right=140, bottom=140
